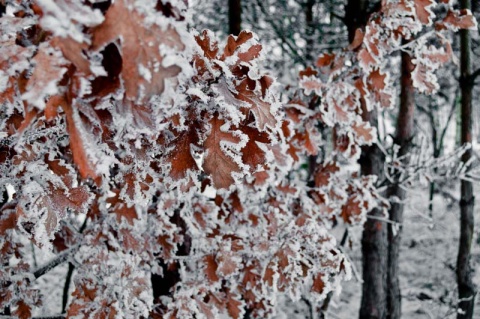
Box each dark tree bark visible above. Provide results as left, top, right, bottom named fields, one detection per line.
left=344, top=1, right=388, bottom=319
left=229, top=0, right=242, bottom=36
left=344, top=0, right=369, bottom=43
left=456, top=1, right=476, bottom=318
left=386, top=45, right=415, bottom=319
left=359, top=131, right=388, bottom=319
left=304, top=0, right=315, bottom=63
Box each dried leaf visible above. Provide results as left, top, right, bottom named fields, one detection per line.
left=14, top=301, right=32, bottom=319
left=166, top=126, right=200, bottom=180
left=92, top=0, right=184, bottom=105
left=22, top=43, right=67, bottom=110
left=414, top=0, right=435, bottom=25
left=204, top=255, right=220, bottom=282
left=436, top=9, right=477, bottom=31
left=203, top=116, right=242, bottom=189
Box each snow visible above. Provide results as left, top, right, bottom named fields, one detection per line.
left=0, top=70, right=8, bottom=93
left=36, top=0, right=104, bottom=42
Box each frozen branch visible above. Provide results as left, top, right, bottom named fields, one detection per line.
left=33, top=245, right=80, bottom=280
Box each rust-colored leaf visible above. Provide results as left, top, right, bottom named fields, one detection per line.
left=414, top=0, right=434, bottom=25
left=204, top=254, right=220, bottom=282
left=226, top=290, right=243, bottom=319
left=203, top=116, right=242, bottom=189
left=316, top=53, right=335, bottom=68
left=311, top=273, right=325, bottom=294
left=61, top=99, right=100, bottom=183
left=348, top=28, right=364, bottom=50
left=299, top=66, right=318, bottom=78
left=314, top=162, right=340, bottom=188
left=166, top=126, right=200, bottom=180
left=236, top=80, right=277, bottom=131
left=22, top=43, right=67, bottom=110
left=217, top=251, right=239, bottom=277
left=239, top=123, right=270, bottom=170
left=436, top=9, right=477, bottom=31
left=92, top=0, right=184, bottom=105
left=352, top=121, right=375, bottom=144
left=14, top=301, right=32, bottom=319
left=223, top=30, right=256, bottom=58
left=341, top=195, right=363, bottom=224
left=196, top=30, right=220, bottom=60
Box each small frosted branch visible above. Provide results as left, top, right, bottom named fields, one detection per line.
left=33, top=245, right=80, bottom=279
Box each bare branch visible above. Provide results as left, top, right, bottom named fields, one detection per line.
left=470, top=67, right=480, bottom=81
left=438, top=89, right=459, bottom=153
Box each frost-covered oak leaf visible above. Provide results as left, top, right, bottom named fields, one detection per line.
left=61, top=98, right=100, bottom=182
left=22, top=43, right=68, bottom=110
left=352, top=121, right=375, bottom=144
left=314, top=162, right=340, bottom=188
left=236, top=86, right=277, bottom=131
left=203, top=116, right=243, bottom=189
left=91, top=0, right=184, bottom=105
left=436, top=9, right=478, bottom=31
left=13, top=300, right=32, bottom=319
left=223, top=31, right=262, bottom=62
left=239, top=123, right=270, bottom=170
left=414, top=0, right=435, bottom=25
left=166, top=126, right=200, bottom=180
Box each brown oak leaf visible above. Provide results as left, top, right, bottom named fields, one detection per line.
left=203, top=116, right=243, bottom=189
left=92, top=0, right=184, bottom=106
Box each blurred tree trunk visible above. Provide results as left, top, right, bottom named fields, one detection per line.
left=229, top=0, right=242, bottom=36
left=345, top=0, right=369, bottom=43
left=344, top=1, right=388, bottom=319
left=386, top=44, right=415, bottom=319
left=457, top=1, right=476, bottom=318
left=304, top=0, right=315, bottom=63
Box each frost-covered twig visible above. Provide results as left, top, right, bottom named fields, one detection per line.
left=33, top=244, right=80, bottom=279
left=338, top=246, right=363, bottom=284
left=397, top=30, right=435, bottom=52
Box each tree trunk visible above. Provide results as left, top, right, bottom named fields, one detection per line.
left=344, top=0, right=369, bottom=43
left=386, top=46, right=415, bottom=319
left=457, top=1, right=476, bottom=318
left=359, top=132, right=388, bottom=319
left=344, top=1, right=389, bottom=318
left=229, top=0, right=242, bottom=36
left=305, top=0, right=315, bottom=63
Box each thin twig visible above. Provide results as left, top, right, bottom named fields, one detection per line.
left=33, top=245, right=80, bottom=279
left=366, top=214, right=400, bottom=225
